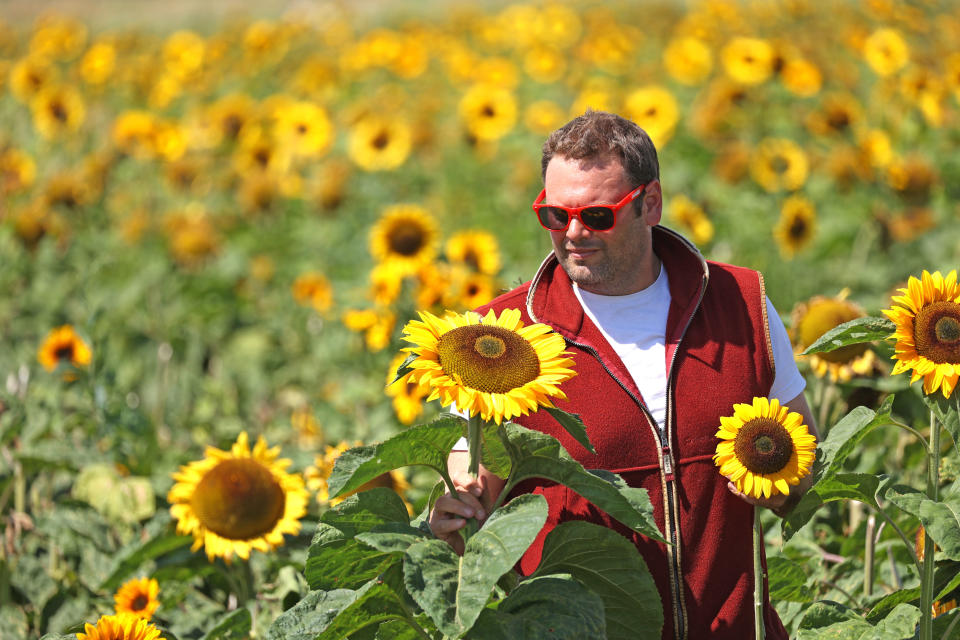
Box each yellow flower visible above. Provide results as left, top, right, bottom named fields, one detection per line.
left=668, top=195, right=714, bottom=246
left=883, top=270, right=960, bottom=398
left=780, top=58, right=822, bottom=97
left=30, top=84, right=85, bottom=139
left=445, top=230, right=501, bottom=276
left=0, top=147, right=36, bottom=195
left=523, top=100, right=566, bottom=135
left=459, top=84, right=517, bottom=142
left=523, top=45, right=566, bottom=84
left=28, top=15, right=86, bottom=61
left=369, top=204, right=439, bottom=276
left=112, top=111, right=160, bottom=160
left=343, top=308, right=396, bottom=352
left=77, top=613, right=161, bottom=640
left=163, top=30, right=205, bottom=81
left=400, top=308, right=576, bottom=424
left=774, top=195, right=816, bottom=258
left=790, top=292, right=876, bottom=382
left=451, top=270, right=497, bottom=310
left=805, top=92, right=862, bottom=138
left=623, top=85, right=680, bottom=148
left=38, top=325, right=92, bottom=372
left=347, top=114, right=412, bottom=172
left=206, top=93, right=258, bottom=145
left=863, top=27, right=909, bottom=76
left=721, top=36, right=775, bottom=85
left=750, top=138, right=808, bottom=192
left=663, top=36, right=713, bottom=86
left=292, top=272, right=334, bottom=313
left=386, top=353, right=429, bottom=426
left=167, top=432, right=309, bottom=563
left=305, top=441, right=413, bottom=512
left=272, top=100, right=334, bottom=158
left=714, top=397, right=816, bottom=500
left=9, top=56, right=58, bottom=103
left=80, top=41, right=116, bottom=85
left=113, top=577, right=160, bottom=619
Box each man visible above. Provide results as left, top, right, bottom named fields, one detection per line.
left=429, top=110, right=819, bottom=639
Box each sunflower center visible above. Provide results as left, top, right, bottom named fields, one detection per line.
left=788, top=216, right=808, bottom=239
left=771, top=155, right=789, bottom=174
left=131, top=595, right=149, bottom=612
left=388, top=226, right=425, bottom=256
left=54, top=344, right=75, bottom=361
left=372, top=130, right=390, bottom=150
left=436, top=324, right=541, bottom=394
left=733, top=417, right=794, bottom=475
left=190, top=458, right=286, bottom=540
left=914, top=301, right=960, bottom=363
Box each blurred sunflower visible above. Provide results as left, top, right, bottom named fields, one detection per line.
left=343, top=307, right=396, bottom=352
left=168, top=432, right=309, bottom=563
left=857, top=129, right=894, bottom=170
left=292, top=272, right=334, bottom=313
left=29, top=15, right=86, bottom=60
left=347, top=114, right=412, bottom=171
left=791, top=291, right=875, bottom=382
left=523, top=45, right=566, bottom=84
left=459, top=83, right=517, bottom=142
left=532, top=4, right=581, bottom=48
left=9, top=56, right=57, bottom=103
left=883, top=270, right=960, bottom=398
left=113, top=577, right=160, bottom=619
left=886, top=154, right=937, bottom=206
left=305, top=441, right=413, bottom=512
left=237, top=172, right=280, bottom=215
left=163, top=30, right=206, bottom=81
left=163, top=207, right=220, bottom=267
left=721, top=36, right=775, bottom=85
left=400, top=308, right=576, bottom=424
left=714, top=397, right=816, bottom=500
left=38, top=325, right=92, bottom=372
left=386, top=352, right=429, bottom=425
left=414, top=263, right=453, bottom=311
left=805, top=92, right=862, bottom=137
left=309, top=159, right=352, bottom=211
left=663, top=35, right=713, bottom=86
left=0, top=147, right=36, bottom=195
left=750, top=138, right=808, bottom=192
left=233, top=128, right=291, bottom=177
left=30, top=84, right=85, bottom=139
left=445, top=230, right=501, bottom=276
left=774, top=195, right=816, bottom=258
left=472, top=57, right=519, bottom=88
left=79, top=40, right=116, bottom=85
left=369, top=204, right=438, bottom=275
left=44, top=171, right=96, bottom=210
left=780, top=57, right=822, bottom=97
left=273, top=100, right=334, bottom=158
left=523, top=100, right=566, bottom=135
left=668, top=195, right=714, bottom=246
left=623, top=85, right=680, bottom=148
left=206, top=93, right=258, bottom=145
left=369, top=262, right=404, bottom=307
left=451, top=270, right=497, bottom=310
left=863, top=27, right=909, bottom=76
left=77, top=613, right=161, bottom=640
left=112, top=111, right=160, bottom=160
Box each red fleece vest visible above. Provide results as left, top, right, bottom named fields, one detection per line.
left=477, top=227, right=788, bottom=640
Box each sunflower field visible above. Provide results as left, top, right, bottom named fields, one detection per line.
left=2, top=0, right=960, bottom=638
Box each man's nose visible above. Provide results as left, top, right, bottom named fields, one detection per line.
left=566, top=217, right=592, bottom=240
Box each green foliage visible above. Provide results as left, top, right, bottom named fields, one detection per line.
left=802, top=317, right=896, bottom=356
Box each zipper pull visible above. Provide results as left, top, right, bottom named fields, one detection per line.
left=661, top=446, right=675, bottom=482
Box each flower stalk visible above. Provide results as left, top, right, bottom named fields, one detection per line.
left=918, top=409, right=941, bottom=640
left=753, top=510, right=766, bottom=640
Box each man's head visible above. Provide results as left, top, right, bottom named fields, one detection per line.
left=538, top=110, right=662, bottom=296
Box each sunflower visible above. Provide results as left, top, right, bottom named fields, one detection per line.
left=790, top=292, right=876, bottom=382
left=9, top=56, right=58, bottom=103
left=720, top=36, right=775, bottom=85
left=863, top=27, right=909, bottom=77
left=883, top=270, right=960, bottom=398
left=167, top=432, right=309, bottom=563
left=369, top=204, right=438, bottom=275
left=523, top=100, right=566, bottom=135
left=774, top=195, right=816, bottom=258
left=805, top=92, right=863, bottom=138
left=292, top=272, right=333, bottom=313
left=0, top=147, right=36, bottom=195
left=386, top=352, right=429, bottom=425
left=663, top=35, right=713, bottom=86
left=400, top=308, right=576, bottom=424
left=668, top=195, right=714, bottom=246
left=458, top=83, right=517, bottom=142
left=342, top=308, right=396, bottom=352
left=113, top=577, right=160, bottom=619
left=347, top=114, right=412, bottom=171
left=623, top=85, right=680, bottom=148
left=780, top=58, right=822, bottom=97
left=445, top=230, right=501, bottom=276
left=272, top=100, right=334, bottom=158
left=451, top=270, right=497, bottom=310
left=77, top=613, right=161, bottom=640
left=31, top=84, right=86, bottom=139
left=714, top=397, right=816, bottom=500
left=305, top=441, right=413, bottom=512
left=523, top=45, right=566, bottom=84
left=80, top=41, right=116, bottom=85
left=206, top=93, right=258, bottom=145
left=750, top=138, right=809, bottom=192
left=38, top=325, right=92, bottom=372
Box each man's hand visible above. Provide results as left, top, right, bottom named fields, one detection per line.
left=428, top=452, right=505, bottom=555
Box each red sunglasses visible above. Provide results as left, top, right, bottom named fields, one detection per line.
left=532, top=184, right=646, bottom=232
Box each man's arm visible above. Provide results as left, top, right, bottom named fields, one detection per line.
left=725, top=391, right=820, bottom=517
left=428, top=451, right=506, bottom=554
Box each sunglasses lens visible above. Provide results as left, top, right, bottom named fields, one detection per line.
left=581, top=207, right=615, bottom=230
left=537, top=206, right=570, bottom=230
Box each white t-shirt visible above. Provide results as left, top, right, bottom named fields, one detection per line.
left=451, top=268, right=805, bottom=449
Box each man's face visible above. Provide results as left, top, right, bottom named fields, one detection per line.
left=543, top=155, right=661, bottom=295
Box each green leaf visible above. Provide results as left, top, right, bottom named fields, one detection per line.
left=529, top=520, right=662, bottom=639
left=935, top=561, right=960, bottom=601
left=767, top=556, right=815, bottom=603
left=316, top=569, right=415, bottom=640
left=480, top=422, right=512, bottom=480
left=888, top=486, right=960, bottom=561
left=201, top=608, right=251, bottom=640
left=924, top=393, right=960, bottom=455
left=797, top=602, right=921, bottom=640
left=99, top=530, right=193, bottom=591
left=264, top=589, right=363, bottom=640
left=500, top=423, right=664, bottom=542
left=802, top=316, right=895, bottom=355
left=784, top=473, right=882, bottom=541
left=372, top=619, right=426, bottom=640
left=389, top=352, right=418, bottom=385
left=404, top=494, right=548, bottom=636
left=328, top=416, right=464, bottom=499
left=866, top=588, right=920, bottom=625
left=305, top=488, right=411, bottom=591
left=467, top=575, right=606, bottom=639
left=542, top=407, right=595, bottom=454
left=355, top=524, right=429, bottom=554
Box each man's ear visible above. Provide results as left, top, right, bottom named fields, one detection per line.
left=641, top=179, right=662, bottom=226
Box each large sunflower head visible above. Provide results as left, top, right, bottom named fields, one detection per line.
left=400, top=308, right=576, bottom=424
left=113, top=577, right=160, bottom=620
left=883, top=270, right=960, bottom=398
left=369, top=204, right=438, bottom=275
left=790, top=292, right=876, bottom=382
left=714, top=397, right=816, bottom=500
left=167, top=432, right=309, bottom=563
left=77, top=613, right=161, bottom=640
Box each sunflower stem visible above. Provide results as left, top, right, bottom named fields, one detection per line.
left=467, top=413, right=483, bottom=479
left=753, top=509, right=766, bottom=640
left=919, top=408, right=941, bottom=640
left=886, top=419, right=930, bottom=452
left=864, top=513, right=876, bottom=598
left=871, top=500, right=921, bottom=574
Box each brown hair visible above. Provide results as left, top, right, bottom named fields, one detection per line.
left=541, top=109, right=660, bottom=187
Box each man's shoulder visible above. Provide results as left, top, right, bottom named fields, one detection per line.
left=705, top=258, right=761, bottom=280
